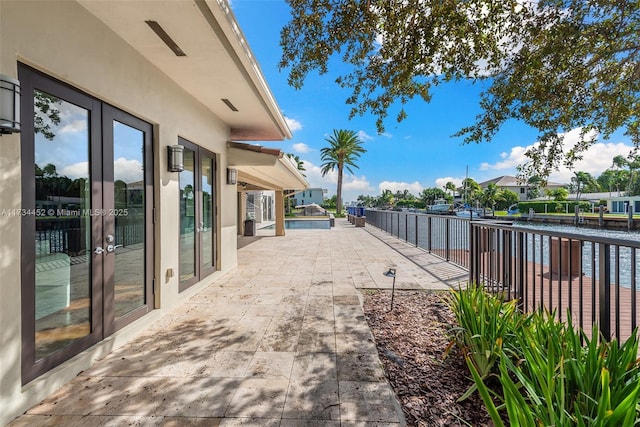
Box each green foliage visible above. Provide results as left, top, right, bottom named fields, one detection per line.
left=34, top=90, right=62, bottom=140
left=280, top=0, right=640, bottom=179
left=518, top=200, right=591, bottom=214
left=450, top=286, right=640, bottom=426
left=446, top=284, right=522, bottom=399
left=546, top=187, right=569, bottom=201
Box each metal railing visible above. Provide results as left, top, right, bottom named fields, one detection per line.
left=365, top=209, right=640, bottom=342
left=364, top=209, right=471, bottom=268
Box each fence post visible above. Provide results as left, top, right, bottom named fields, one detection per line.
left=445, top=217, right=450, bottom=261
left=427, top=216, right=432, bottom=253
left=415, top=214, right=419, bottom=247
left=598, top=243, right=611, bottom=341
left=469, top=221, right=476, bottom=285
left=516, top=230, right=525, bottom=310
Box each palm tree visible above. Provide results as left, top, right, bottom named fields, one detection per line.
left=611, top=155, right=628, bottom=195
left=320, top=129, right=366, bottom=215
left=572, top=171, right=598, bottom=200
left=286, top=153, right=306, bottom=177
left=445, top=181, right=456, bottom=198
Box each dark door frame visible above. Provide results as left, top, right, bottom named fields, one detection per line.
left=178, top=137, right=217, bottom=293
left=19, top=63, right=155, bottom=384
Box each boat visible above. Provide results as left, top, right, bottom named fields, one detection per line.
left=427, top=198, right=452, bottom=214
left=455, top=205, right=485, bottom=218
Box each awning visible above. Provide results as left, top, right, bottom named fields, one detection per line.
left=228, top=142, right=308, bottom=191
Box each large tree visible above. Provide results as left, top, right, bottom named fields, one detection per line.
left=320, top=129, right=366, bottom=214
left=280, top=0, right=639, bottom=178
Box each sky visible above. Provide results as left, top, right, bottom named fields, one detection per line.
left=231, top=1, right=635, bottom=203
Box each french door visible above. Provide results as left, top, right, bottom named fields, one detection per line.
left=178, top=138, right=216, bottom=292
left=20, top=64, right=154, bottom=383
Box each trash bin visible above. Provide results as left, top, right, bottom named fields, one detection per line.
left=356, top=207, right=364, bottom=217
left=243, top=219, right=256, bottom=236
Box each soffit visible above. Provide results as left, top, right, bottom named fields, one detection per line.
left=77, top=0, right=291, bottom=141
left=228, top=142, right=308, bottom=191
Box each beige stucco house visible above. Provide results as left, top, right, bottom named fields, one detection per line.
left=0, top=1, right=307, bottom=424
left=478, top=175, right=565, bottom=201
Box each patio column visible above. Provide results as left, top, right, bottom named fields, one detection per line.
left=275, top=190, right=285, bottom=236
left=237, top=190, right=245, bottom=235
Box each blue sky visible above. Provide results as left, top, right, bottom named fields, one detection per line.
left=232, top=1, right=635, bottom=203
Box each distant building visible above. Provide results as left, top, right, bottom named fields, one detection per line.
left=478, top=175, right=565, bottom=201
left=294, top=188, right=327, bottom=206
left=609, top=196, right=640, bottom=214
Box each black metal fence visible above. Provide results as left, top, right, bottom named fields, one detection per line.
left=365, top=209, right=640, bottom=342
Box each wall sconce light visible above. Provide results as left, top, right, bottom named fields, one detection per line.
left=167, top=145, right=184, bottom=172
left=227, top=168, right=238, bottom=185
left=383, top=268, right=397, bottom=312
left=0, top=74, right=21, bottom=135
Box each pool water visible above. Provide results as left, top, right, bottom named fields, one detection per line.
left=263, top=219, right=331, bottom=230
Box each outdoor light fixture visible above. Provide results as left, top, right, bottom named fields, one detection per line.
left=383, top=268, right=397, bottom=312
left=227, top=168, right=238, bottom=185
left=167, top=145, right=184, bottom=172
left=0, top=74, right=21, bottom=135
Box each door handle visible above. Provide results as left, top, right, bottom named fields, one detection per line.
left=106, top=244, right=123, bottom=253
left=94, top=246, right=105, bottom=255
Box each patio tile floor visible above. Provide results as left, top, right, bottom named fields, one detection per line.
left=9, top=219, right=455, bottom=426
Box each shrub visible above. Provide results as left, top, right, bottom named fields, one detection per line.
left=452, top=286, right=640, bottom=426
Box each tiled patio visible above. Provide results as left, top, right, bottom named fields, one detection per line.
left=9, top=219, right=458, bottom=427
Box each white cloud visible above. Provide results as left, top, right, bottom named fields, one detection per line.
left=378, top=181, right=423, bottom=195
left=285, top=117, right=302, bottom=132
left=479, top=128, right=634, bottom=183
left=358, top=130, right=374, bottom=141
left=59, top=119, right=87, bottom=134
left=549, top=142, right=634, bottom=183
left=435, top=176, right=464, bottom=189
left=480, top=146, right=528, bottom=171
left=292, top=143, right=311, bottom=153
left=114, top=157, right=144, bottom=183
left=378, top=132, right=393, bottom=138
left=60, top=161, right=89, bottom=179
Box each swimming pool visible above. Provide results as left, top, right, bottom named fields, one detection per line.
left=263, top=218, right=331, bottom=230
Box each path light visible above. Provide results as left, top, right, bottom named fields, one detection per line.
left=383, top=268, right=397, bottom=312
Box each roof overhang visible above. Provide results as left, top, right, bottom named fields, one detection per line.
left=228, top=142, right=308, bottom=191
left=77, top=0, right=292, bottom=141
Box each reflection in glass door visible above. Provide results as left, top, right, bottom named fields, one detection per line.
left=103, top=108, right=153, bottom=334
left=32, top=90, right=92, bottom=361
left=178, top=139, right=216, bottom=291
left=179, top=146, right=196, bottom=285
left=201, top=155, right=215, bottom=274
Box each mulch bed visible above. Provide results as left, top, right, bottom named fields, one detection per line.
left=363, top=290, right=494, bottom=427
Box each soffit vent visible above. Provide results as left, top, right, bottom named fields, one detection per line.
left=145, top=20, right=187, bottom=57
left=222, top=98, right=239, bottom=111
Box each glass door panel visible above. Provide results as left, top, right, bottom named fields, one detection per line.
left=112, top=121, right=146, bottom=319
left=179, top=147, right=196, bottom=285
left=201, top=155, right=215, bottom=272
left=33, top=90, right=92, bottom=360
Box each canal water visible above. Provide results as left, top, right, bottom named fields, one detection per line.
left=515, top=222, right=640, bottom=288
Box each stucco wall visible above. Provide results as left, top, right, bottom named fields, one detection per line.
left=0, top=1, right=239, bottom=424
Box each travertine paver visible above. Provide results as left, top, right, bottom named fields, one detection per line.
left=9, top=219, right=453, bottom=427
